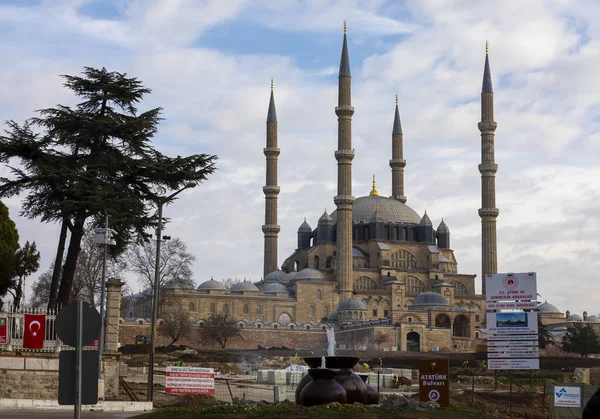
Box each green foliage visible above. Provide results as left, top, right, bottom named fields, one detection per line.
left=0, top=201, right=19, bottom=301
left=561, top=322, right=600, bottom=358
left=9, top=240, right=40, bottom=309
left=0, top=67, right=218, bottom=307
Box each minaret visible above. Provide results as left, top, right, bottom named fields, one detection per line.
left=334, top=21, right=355, bottom=301
left=478, top=42, right=499, bottom=296
left=390, top=94, right=407, bottom=203
left=263, top=79, right=281, bottom=278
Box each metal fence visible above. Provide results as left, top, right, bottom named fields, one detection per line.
left=0, top=305, right=61, bottom=352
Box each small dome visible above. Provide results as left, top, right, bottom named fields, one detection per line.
left=420, top=212, right=432, bottom=226
left=281, top=271, right=298, bottom=284
left=298, top=219, right=312, bottom=232
left=329, top=311, right=339, bottom=320
left=437, top=219, right=449, bottom=234
left=197, top=279, right=227, bottom=291
left=586, top=315, right=600, bottom=323
left=263, top=283, right=288, bottom=294
left=412, top=291, right=449, bottom=307
left=264, top=270, right=286, bottom=283
left=537, top=301, right=561, bottom=314
left=295, top=268, right=325, bottom=281
left=567, top=313, right=583, bottom=322
left=231, top=282, right=260, bottom=292
left=338, top=298, right=367, bottom=311
left=318, top=210, right=333, bottom=225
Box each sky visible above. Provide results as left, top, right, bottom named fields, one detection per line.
left=0, top=0, right=599, bottom=316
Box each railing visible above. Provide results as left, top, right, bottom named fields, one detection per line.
left=0, top=305, right=61, bottom=352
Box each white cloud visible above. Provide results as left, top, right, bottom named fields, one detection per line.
left=0, top=0, right=599, bottom=315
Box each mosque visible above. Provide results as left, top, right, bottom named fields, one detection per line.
left=123, top=26, right=512, bottom=352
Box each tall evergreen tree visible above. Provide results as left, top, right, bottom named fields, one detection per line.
left=0, top=201, right=19, bottom=308
left=0, top=67, right=217, bottom=309
left=561, top=322, right=600, bottom=358
left=7, top=241, right=40, bottom=309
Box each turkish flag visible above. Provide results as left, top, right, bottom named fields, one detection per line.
left=23, top=314, right=46, bottom=349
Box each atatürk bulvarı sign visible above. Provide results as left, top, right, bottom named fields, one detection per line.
left=418, top=359, right=450, bottom=407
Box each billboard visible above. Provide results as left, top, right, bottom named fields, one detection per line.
left=418, top=359, right=450, bottom=407
left=485, top=273, right=537, bottom=302
left=554, top=386, right=581, bottom=407
left=166, top=366, right=215, bottom=395
left=488, top=359, right=539, bottom=370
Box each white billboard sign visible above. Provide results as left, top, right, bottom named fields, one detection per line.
left=486, top=312, right=538, bottom=335
left=485, top=272, right=537, bottom=302
left=554, top=386, right=581, bottom=407
left=488, top=359, right=539, bottom=370
left=166, top=366, right=215, bottom=395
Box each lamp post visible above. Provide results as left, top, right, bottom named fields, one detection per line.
left=147, top=182, right=196, bottom=402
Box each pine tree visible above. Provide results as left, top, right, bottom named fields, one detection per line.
left=0, top=67, right=217, bottom=309
left=0, top=201, right=19, bottom=307
left=561, top=322, right=600, bottom=358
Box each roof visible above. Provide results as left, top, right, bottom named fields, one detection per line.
left=411, top=291, right=450, bottom=307
left=586, top=315, right=600, bottom=323
left=338, top=298, right=367, bottom=311
left=420, top=212, right=432, bottom=226
left=437, top=219, right=450, bottom=234
left=392, top=103, right=402, bottom=135
left=267, top=89, right=277, bottom=122
left=197, top=279, right=227, bottom=291
left=263, top=282, right=288, bottom=294
left=331, top=195, right=421, bottom=225
left=482, top=52, right=493, bottom=93
left=339, top=33, right=351, bottom=77
left=264, top=270, right=286, bottom=283
left=377, top=242, right=390, bottom=250
left=231, top=282, right=260, bottom=292
left=281, top=271, right=298, bottom=284
left=439, top=255, right=450, bottom=262
left=298, top=220, right=312, bottom=232
left=318, top=210, right=333, bottom=225
left=537, top=301, right=561, bottom=314
left=567, top=313, right=583, bottom=322
left=295, top=268, right=325, bottom=281
left=427, top=245, right=439, bottom=254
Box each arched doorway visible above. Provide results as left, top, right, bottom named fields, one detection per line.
left=407, top=332, right=420, bottom=352
left=435, top=314, right=451, bottom=328
left=453, top=315, right=470, bottom=337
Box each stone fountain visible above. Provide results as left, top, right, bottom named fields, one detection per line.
left=296, top=328, right=379, bottom=406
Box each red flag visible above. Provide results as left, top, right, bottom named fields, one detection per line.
left=23, top=314, right=46, bottom=349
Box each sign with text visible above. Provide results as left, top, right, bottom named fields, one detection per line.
left=486, top=301, right=537, bottom=310
left=485, top=272, right=537, bottom=302
left=0, top=317, right=6, bottom=344
left=554, top=386, right=581, bottom=407
left=486, top=312, right=538, bottom=335
left=166, top=366, right=215, bottom=395
left=418, top=359, right=449, bottom=407
left=488, top=359, right=539, bottom=370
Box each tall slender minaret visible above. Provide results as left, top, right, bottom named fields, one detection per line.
left=263, top=79, right=281, bottom=278
left=334, top=21, right=355, bottom=301
left=390, top=94, right=407, bottom=203
left=478, top=42, right=499, bottom=296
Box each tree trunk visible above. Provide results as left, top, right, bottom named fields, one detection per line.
left=14, top=278, right=22, bottom=310
left=48, top=218, right=69, bottom=310
left=56, top=215, right=86, bottom=307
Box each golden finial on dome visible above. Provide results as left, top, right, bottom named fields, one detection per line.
left=271, top=78, right=274, bottom=90
left=344, top=20, right=347, bottom=34
left=396, top=93, right=398, bottom=105
left=486, top=40, right=489, bottom=54
left=304, top=216, right=306, bottom=222
left=370, top=174, right=379, bottom=196
left=324, top=208, right=327, bottom=213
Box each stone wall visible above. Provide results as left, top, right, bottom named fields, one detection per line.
left=0, top=353, right=120, bottom=400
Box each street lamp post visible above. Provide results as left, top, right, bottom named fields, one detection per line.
left=147, top=182, right=196, bottom=402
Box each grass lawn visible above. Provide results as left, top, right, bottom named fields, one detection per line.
left=133, top=402, right=494, bottom=418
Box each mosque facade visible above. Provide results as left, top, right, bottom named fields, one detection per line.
left=122, top=26, right=506, bottom=352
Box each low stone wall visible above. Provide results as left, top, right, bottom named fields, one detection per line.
left=0, top=352, right=120, bottom=400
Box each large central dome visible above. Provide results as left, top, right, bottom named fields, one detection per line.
left=331, top=195, right=421, bottom=224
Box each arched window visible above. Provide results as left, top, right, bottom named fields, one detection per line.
left=453, top=315, right=470, bottom=337
left=309, top=305, right=315, bottom=318
left=243, top=304, right=249, bottom=315
left=391, top=250, right=418, bottom=269
left=209, top=303, right=216, bottom=313
left=353, top=311, right=358, bottom=319
left=314, top=256, right=319, bottom=270
left=324, top=306, right=329, bottom=317
left=256, top=304, right=262, bottom=315
left=373, top=308, right=378, bottom=317
left=223, top=303, right=229, bottom=314
left=435, top=314, right=451, bottom=328
left=316, top=289, right=322, bottom=300
left=452, top=281, right=469, bottom=296
left=354, top=276, right=379, bottom=292
left=278, top=312, right=292, bottom=325
left=188, top=302, right=195, bottom=312
left=405, top=276, right=425, bottom=296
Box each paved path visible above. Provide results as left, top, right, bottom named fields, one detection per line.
left=0, top=412, right=142, bottom=419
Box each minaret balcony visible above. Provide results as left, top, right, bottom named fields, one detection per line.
left=263, top=147, right=280, bottom=157
left=389, top=158, right=406, bottom=168
left=263, top=186, right=281, bottom=195
left=478, top=208, right=499, bottom=218
left=262, top=224, right=281, bottom=234
left=334, top=150, right=355, bottom=161
left=478, top=163, right=498, bottom=174
left=477, top=121, right=497, bottom=132
left=335, top=105, right=355, bottom=116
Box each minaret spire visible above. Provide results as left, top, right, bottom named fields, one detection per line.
left=478, top=41, right=499, bottom=296
left=390, top=94, right=407, bottom=203
left=334, top=21, right=355, bottom=301
left=263, top=79, right=281, bottom=278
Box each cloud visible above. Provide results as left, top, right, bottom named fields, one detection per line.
left=0, top=0, right=599, bottom=315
